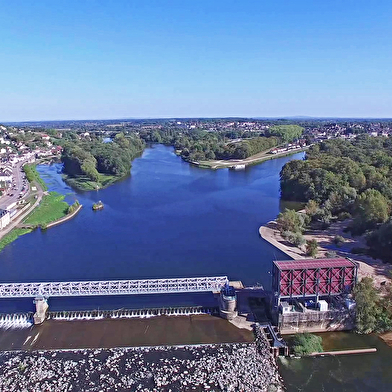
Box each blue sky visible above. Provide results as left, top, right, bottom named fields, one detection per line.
left=1, top=0, right=392, bottom=121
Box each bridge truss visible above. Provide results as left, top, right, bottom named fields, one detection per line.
left=0, top=276, right=229, bottom=298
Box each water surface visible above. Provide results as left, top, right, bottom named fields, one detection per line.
left=0, top=145, right=302, bottom=311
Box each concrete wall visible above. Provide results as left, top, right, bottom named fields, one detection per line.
left=278, top=309, right=355, bottom=334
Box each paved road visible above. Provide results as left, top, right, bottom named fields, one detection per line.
left=0, top=161, right=30, bottom=210
left=0, top=182, right=44, bottom=239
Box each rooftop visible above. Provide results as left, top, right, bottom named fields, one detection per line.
left=273, top=258, right=357, bottom=271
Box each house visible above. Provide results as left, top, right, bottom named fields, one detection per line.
left=0, top=209, right=10, bottom=229
left=0, top=171, right=12, bottom=183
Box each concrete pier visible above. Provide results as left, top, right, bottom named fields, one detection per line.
left=219, top=285, right=238, bottom=320
left=33, top=296, right=48, bottom=324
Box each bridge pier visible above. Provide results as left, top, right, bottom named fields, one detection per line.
left=219, top=285, right=238, bottom=320
left=33, top=296, right=48, bottom=325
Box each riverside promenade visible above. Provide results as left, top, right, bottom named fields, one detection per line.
left=46, top=203, right=82, bottom=228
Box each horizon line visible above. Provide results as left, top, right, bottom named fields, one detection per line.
left=3, top=115, right=392, bottom=124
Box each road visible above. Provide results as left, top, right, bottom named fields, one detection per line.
left=0, top=182, right=44, bottom=239
left=0, top=161, right=30, bottom=210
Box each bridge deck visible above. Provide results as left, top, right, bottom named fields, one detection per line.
left=0, top=276, right=229, bottom=298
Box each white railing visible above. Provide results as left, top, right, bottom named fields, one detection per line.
left=0, top=276, right=229, bottom=298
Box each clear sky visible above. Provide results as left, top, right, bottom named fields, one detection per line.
left=1, top=0, right=392, bottom=121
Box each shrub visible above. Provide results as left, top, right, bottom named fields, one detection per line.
left=338, top=211, right=351, bottom=221
left=282, top=231, right=305, bottom=247
left=326, top=250, right=337, bottom=258
left=291, top=333, right=323, bottom=356
left=306, top=239, right=318, bottom=257
left=333, top=235, right=345, bottom=246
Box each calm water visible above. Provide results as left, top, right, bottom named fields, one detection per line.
left=279, top=332, right=392, bottom=392
left=0, top=145, right=302, bottom=312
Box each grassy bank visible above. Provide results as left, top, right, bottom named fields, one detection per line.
left=24, top=192, right=69, bottom=227
left=23, top=164, right=48, bottom=191
left=0, top=228, right=33, bottom=252
left=195, top=147, right=308, bottom=170
left=63, top=173, right=123, bottom=191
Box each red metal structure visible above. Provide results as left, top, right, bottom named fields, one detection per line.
left=272, top=258, right=357, bottom=299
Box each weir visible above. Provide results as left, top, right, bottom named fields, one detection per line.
left=0, top=276, right=231, bottom=324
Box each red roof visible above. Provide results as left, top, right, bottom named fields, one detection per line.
left=273, top=258, right=356, bottom=271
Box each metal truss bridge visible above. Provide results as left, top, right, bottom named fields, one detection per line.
left=0, top=276, right=229, bottom=298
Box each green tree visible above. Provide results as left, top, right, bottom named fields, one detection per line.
left=277, top=209, right=305, bottom=234
left=282, top=231, right=306, bottom=247
left=353, top=277, right=380, bottom=334
left=305, top=200, right=319, bottom=217
left=268, top=125, right=304, bottom=143
left=367, top=219, right=392, bottom=262
left=291, top=333, right=323, bottom=356
left=353, top=189, right=390, bottom=232
left=305, top=239, right=318, bottom=257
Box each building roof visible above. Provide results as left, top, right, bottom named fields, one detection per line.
left=273, top=258, right=356, bottom=271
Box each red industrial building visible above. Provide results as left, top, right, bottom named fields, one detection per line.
left=272, top=258, right=358, bottom=300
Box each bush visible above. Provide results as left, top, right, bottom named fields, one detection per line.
left=282, top=231, right=305, bottom=247
left=277, top=209, right=305, bottom=234
left=291, top=333, right=323, bottom=356
left=306, top=239, right=318, bottom=257
left=333, top=235, right=345, bottom=246
left=338, top=211, right=351, bottom=221
left=326, top=250, right=337, bottom=258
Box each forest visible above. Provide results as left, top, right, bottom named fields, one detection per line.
left=139, top=124, right=303, bottom=162
left=61, top=133, right=145, bottom=189
left=280, top=136, right=392, bottom=261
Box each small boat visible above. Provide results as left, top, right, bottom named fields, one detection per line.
left=92, top=201, right=104, bottom=210
left=230, top=164, right=246, bottom=170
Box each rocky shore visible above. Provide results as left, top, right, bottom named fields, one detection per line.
left=0, top=342, right=283, bottom=391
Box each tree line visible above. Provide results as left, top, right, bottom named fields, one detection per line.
left=61, top=133, right=145, bottom=183
left=280, top=135, right=392, bottom=261
left=139, top=124, right=303, bottom=162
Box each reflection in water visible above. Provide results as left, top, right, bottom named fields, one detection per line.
left=279, top=332, right=392, bottom=392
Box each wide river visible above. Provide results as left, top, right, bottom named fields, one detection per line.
left=0, top=144, right=299, bottom=310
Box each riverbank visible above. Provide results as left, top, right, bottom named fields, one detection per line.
left=62, top=172, right=121, bottom=191
left=22, top=192, right=69, bottom=228
left=194, top=146, right=308, bottom=169
left=23, top=163, right=48, bottom=191
left=0, top=192, right=81, bottom=251
left=259, top=218, right=392, bottom=288
left=46, top=202, right=82, bottom=228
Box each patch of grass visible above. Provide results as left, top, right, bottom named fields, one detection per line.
left=63, top=173, right=123, bottom=191
left=23, top=164, right=48, bottom=191
left=0, top=228, right=33, bottom=252
left=63, top=175, right=99, bottom=191
left=24, top=192, right=69, bottom=226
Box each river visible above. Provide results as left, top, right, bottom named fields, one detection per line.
left=0, top=144, right=299, bottom=312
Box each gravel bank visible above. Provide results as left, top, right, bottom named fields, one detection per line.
left=0, top=342, right=284, bottom=391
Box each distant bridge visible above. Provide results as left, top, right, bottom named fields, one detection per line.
left=0, top=276, right=229, bottom=299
